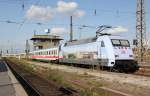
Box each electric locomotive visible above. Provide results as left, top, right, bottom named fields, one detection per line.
left=59, top=35, right=139, bottom=72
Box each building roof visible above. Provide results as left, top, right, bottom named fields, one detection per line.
left=30, top=35, right=63, bottom=40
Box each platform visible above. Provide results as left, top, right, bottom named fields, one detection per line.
left=0, top=60, right=27, bottom=96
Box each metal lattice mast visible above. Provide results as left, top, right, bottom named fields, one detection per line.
left=136, top=0, right=147, bottom=62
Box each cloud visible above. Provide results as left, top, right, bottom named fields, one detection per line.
left=50, top=27, right=67, bottom=35
left=105, top=26, right=128, bottom=34
left=57, top=1, right=78, bottom=13
left=56, top=1, right=85, bottom=17
left=72, top=10, right=85, bottom=17
left=26, top=1, right=85, bottom=21
left=26, top=5, right=54, bottom=21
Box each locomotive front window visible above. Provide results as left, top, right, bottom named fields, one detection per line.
left=120, top=40, right=130, bottom=47
left=111, top=39, right=121, bottom=46
left=111, top=39, right=130, bottom=47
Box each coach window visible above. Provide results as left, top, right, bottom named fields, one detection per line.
left=52, top=51, right=53, bottom=55
left=101, top=41, right=105, bottom=47
left=55, top=50, right=57, bottom=55
left=56, top=50, right=58, bottom=55
left=54, top=50, right=56, bottom=55
left=53, top=50, right=54, bottom=55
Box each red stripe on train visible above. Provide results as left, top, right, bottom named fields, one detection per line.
left=32, top=56, right=63, bottom=59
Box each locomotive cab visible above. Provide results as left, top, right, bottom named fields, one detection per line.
left=111, top=39, right=133, bottom=60
left=97, top=35, right=138, bottom=72
left=110, top=37, right=138, bottom=72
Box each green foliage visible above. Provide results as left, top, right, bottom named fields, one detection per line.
left=80, top=90, right=111, bottom=96
left=47, top=69, right=64, bottom=84
left=80, top=90, right=99, bottom=96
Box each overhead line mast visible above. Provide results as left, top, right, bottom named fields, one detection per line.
left=136, top=0, right=147, bottom=62
left=70, top=16, right=73, bottom=41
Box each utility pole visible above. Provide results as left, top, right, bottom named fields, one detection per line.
left=70, top=16, right=73, bottom=41
left=34, top=30, right=36, bottom=36
left=136, top=0, right=147, bottom=62
left=0, top=49, right=2, bottom=57
left=79, top=27, right=83, bottom=39
left=25, top=40, right=30, bottom=59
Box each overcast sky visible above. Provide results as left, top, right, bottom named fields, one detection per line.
left=0, top=0, right=150, bottom=53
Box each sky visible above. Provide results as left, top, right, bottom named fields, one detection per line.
left=0, top=0, right=150, bottom=54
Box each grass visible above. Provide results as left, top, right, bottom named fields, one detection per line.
left=7, top=57, right=65, bottom=84
left=80, top=90, right=111, bottom=96
left=47, top=69, right=64, bottom=84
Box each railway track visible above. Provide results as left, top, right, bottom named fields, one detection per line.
left=60, top=62, right=150, bottom=77
left=33, top=60, right=150, bottom=77
left=5, top=60, right=80, bottom=96
left=5, top=58, right=150, bottom=96
left=133, top=66, right=150, bottom=77
left=6, top=61, right=41, bottom=96
left=28, top=59, right=150, bottom=78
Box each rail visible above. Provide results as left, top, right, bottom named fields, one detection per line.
left=6, top=61, right=42, bottom=96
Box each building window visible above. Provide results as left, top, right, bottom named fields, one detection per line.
left=39, top=46, right=43, bottom=49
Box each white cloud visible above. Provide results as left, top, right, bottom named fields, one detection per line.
left=26, top=5, right=54, bottom=21
left=50, top=27, right=67, bottom=35
left=72, top=10, right=85, bottom=17
left=26, top=1, right=85, bottom=21
left=56, top=1, right=85, bottom=17
left=105, top=26, right=128, bottom=34
left=57, top=1, right=78, bottom=12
